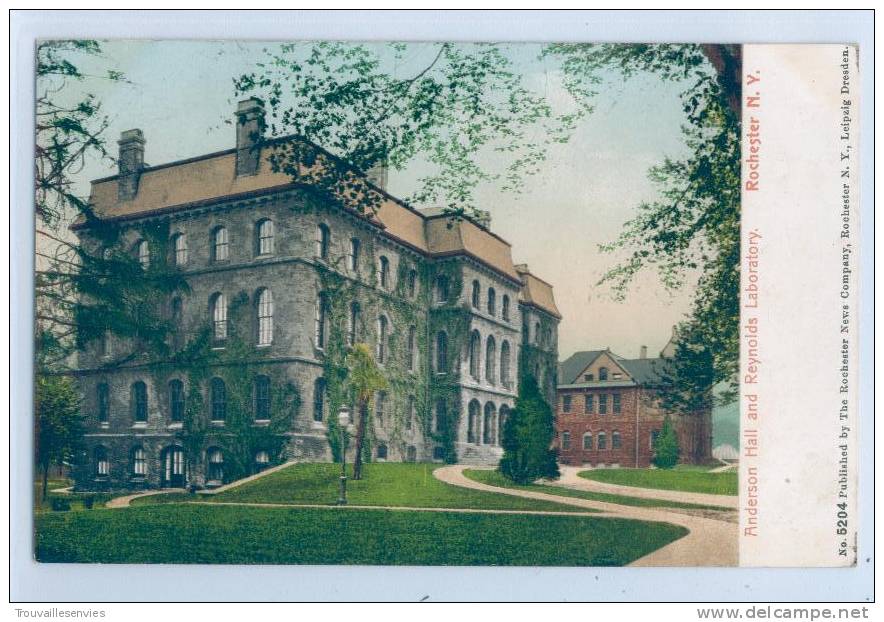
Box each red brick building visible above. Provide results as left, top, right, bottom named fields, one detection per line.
left=555, top=344, right=711, bottom=467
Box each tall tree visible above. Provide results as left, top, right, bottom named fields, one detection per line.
left=498, top=374, right=559, bottom=484
left=652, top=415, right=681, bottom=469
left=35, top=374, right=84, bottom=500
left=234, top=42, right=580, bottom=220
left=35, top=41, right=187, bottom=372
left=345, top=343, right=388, bottom=480
left=545, top=44, right=741, bottom=406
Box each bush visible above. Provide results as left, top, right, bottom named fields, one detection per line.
left=50, top=497, right=71, bottom=512
left=82, top=496, right=95, bottom=509
left=499, top=375, right=560, bottom=484
left=652, top=415, right=681, bottom=469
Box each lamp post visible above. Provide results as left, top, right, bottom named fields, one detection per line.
left=337, top=406, right=351, bottom=505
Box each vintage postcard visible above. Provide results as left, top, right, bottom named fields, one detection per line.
left=20, top=15, right=869, bottom=599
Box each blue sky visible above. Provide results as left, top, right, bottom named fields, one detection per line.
left=60, top=40, right=695, bottom=360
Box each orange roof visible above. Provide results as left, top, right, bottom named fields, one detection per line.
left=515, top=264, right=561, bottom=319
left=84, top=140, right=557, bottom=312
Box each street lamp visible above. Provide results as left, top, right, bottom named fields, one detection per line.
left=337, top=406, right=352, bottom=505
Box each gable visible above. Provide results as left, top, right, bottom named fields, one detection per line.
left=574, top=351, right=632, bottom=383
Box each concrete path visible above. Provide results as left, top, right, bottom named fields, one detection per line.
left=188, top=500, right=599, bottom=517
left=554, top=466, right=738, bottom=509
left=196, top=460, right=298, bottom=495
left=105, top=488, right=185, bottom=508
left=709, top=462, right=738, bottom=473
left=434, top=465, right=738, bottom=567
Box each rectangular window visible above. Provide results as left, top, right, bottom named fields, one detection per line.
left=651, top=429, right=660, bottom=450
left=584, top=374, right=593, bottom=382
left=583, top=433, right=592, bottom=450
left=375, top=391, right=386, bottom=425
left=255, top=376, right=271, bottom=421
left=598, top=394, right=608, bottom=415
left=562, top=395, right=572, bottom=413
left=349, top=238, right=360, bottom=271
left=598, top=433, right=607, bottom=450
left=133, top=449, right=147, bottom=476
left=561, top=431, right=571, bottom=450
left=584, top=393, right=593, bottom=414
left=613, top=393, right=621, bottom=414
left=169, top=381, right=185, bottom=422
left=612, top=432, right=622, bottom=450
left=97, top=384, right=110, bottom=423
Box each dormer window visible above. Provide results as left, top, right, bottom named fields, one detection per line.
left=598, top=367, right=608, bottom=381
left=584, top=374, right=594, bottom=382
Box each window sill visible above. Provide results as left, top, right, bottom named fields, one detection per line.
left=256, top=343, right=272, bottom=349
left=98, top=422, right=110, bottom=428
left=254, top=253, right=275, bottom=260
left=210, top=420, right=226, bottom=427
left=168, top=422, right=183, bottom=429
left=132, top=422, right=147, bottom=429
left=253, top=420, right=271, bottom=426
left=311, top=421, right=326, bottom=429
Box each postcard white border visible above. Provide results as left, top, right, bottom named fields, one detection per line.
left=9, top=9, right=875, bottom=602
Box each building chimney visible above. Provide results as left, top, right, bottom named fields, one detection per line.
left=640, top=345, right=648, bottom=359
left=366, top=159, right=388, bottom=190
left=117, top=129, right=145, bottom=201
left=235, top=98, right=264, bottom=176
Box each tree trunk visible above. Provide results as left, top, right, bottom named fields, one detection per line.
left=351, top=399, right=367, bottom=480
left=41, top=462, right=49, bottom=502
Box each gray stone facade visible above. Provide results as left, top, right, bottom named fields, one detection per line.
left=72, top=102, right=560, bottom=491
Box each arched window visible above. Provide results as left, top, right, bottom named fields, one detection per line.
left=168, top=379, right=185, bottom=423
left=315, top=292, right=329, bottom=349
left=407, top=325, right=417, bottom=372
left=582, top=432, right=592, bottom=450
left=376, top=443, right=388, bottom=460
left=561, top=431, right=571, bottom=450
left=97, top=383, right=110, bottom=424
left=313, top=377, right=326, bottom=422
left=378, top=256, right=390, bottom=289
left=469, top=330, right=481, bottom=380
left=212, top=226, right=229, bottom=262
left=349, top=238, right=360, bottom=271
left=534, top=321, right=542, bottom=345
left=136, top=239, right=150, bottom=268
left=500, top=341, right=512, bottom=388
left=406, top=395, right=416, bottom=430
left=207, top=447, right=224, bottom=482
left=522, top=321, right=530, bottom=344
left=172, top=233, right=188, bottom=266
left=485, top=336, right=496, bottom=384
left=376, top=315, right=389, bottom=363
left=435, top=275, right=449, bottom=303
left=483, top=402, right=496, bottom=445
left=375, top=391, right=387, bottom=424
left=170, top=297, right=183, bottom=348
left=131, top=446, right=147, bottom=477
left=131, top=381, right=148, bottom=423
left=487, top=288, right=496, bottom=316
left=498, top=405, right=510, bottom=444
left=255, top=219, right=274, bottom=256
left=502, top=295, right=510, bottom=322
left=316, top=223, right=330, bottom=260
left=210, top=377, right=226, bottom=422
left=94, top=446, right=109, bottom=477
left=598, top=367, right=609, bottom=381
left=98, top=330, right=111, bottom=358
left=597, top=432, right=607, bottom=450
left=434, top=398, right=447, bottom=433
left=407, top=269, right=417, bottom=298
left=256, top=288, right=273, bottom=345
left=467, top=400, right=481, bottom=444
left=406, top=446, right=417, bottom=462
left=210, top=293, right=227, bottom=341
left=435, top=331, right=448, bottom=372
left=471, top=280, right=481, bottom=308
left=254, top=375, right=271, bottom=421
left=347, top=301, right=360, bottom=346
left=612, top=431, right=622, bottom=450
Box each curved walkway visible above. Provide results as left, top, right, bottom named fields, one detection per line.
left=105, top=488, right=185, bottom=508
left=554, top=466, right=738, bottom=509
left=435, top=465, right=738, bottom=567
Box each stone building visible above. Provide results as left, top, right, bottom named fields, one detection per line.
left=555, top=342, right=711, bottom=468
left=70, top=99, right=559, bottom=491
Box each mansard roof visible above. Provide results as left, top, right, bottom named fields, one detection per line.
left=82, top=135, right=560, bottom=317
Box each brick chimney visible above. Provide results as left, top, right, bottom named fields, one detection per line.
left=117, top=129, right=145, bottom=201
left=366, top=160, right=388, bottom=190
left=640, top=345, right=648, bottom=359
left=235, top=98, right=264, bottom=176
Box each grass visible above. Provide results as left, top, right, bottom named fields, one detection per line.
left=34, top=504, right=687, bottom=566
left=578, top=466, right=738, bottom=496
left=33, top=478, right=118, bottom=513
left=463, top=469, right=732, bottom=511
left=134, top=462, right=597, bottom=514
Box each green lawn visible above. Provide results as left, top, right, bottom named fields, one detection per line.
left=578, top=466, right=738, bottom=496
left=35, top=504, right=687, bottom=566
left=464, top=469, right=732, bottom=511
left=34, top=478, right=117, bottom=513
left=143, top=462, right=597, bottom=514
